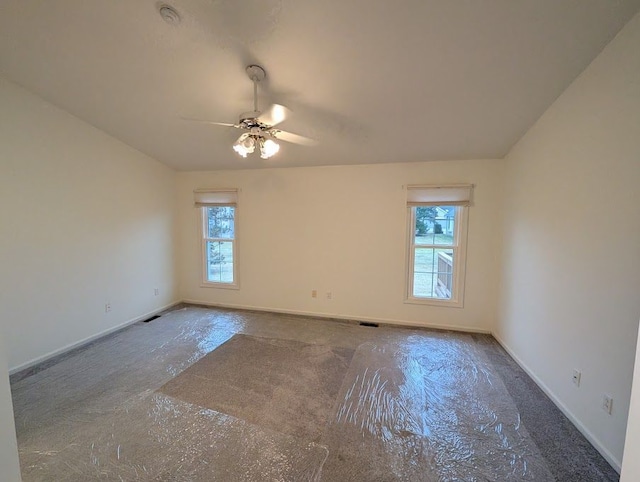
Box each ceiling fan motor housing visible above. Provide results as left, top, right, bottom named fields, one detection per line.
left=239, top=111, right=265, bottom=126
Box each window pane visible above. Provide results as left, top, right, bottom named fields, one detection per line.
left=413, top=248, right=454, bottom=299
left=207, top=207, right=235, bottom=239
left=415, top=206, right=456, bottom=246
left=207, top=241, right=234, bottom=283
left=435, top=206, right=456, bottom=245
left=415, top=206, right=436, bottom=244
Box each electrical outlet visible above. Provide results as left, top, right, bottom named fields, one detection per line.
left=603, top=395, right=613, bottom=415
left=572, top=369, right=581, bottom=387
left=105, top=302, right=111, bottom=313
left=311, top=289, right=317, bottom=298
left=326, top=291, right=332, bottom=300
left=154, top=288, right=159, bottom=296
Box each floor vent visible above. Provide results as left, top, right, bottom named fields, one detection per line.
left=359, top=322, right=379, bottom=328
left=142, top=315, right=161, bottom=323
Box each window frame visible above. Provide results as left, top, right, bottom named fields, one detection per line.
left=200, top=205, right=239, bottom=289
left=405, top=204, right=468, bottom=307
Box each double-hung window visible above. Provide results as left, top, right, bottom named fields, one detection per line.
left=194, top=189, right=238, bottom=288
left=406, top=185, right=472, bottom=307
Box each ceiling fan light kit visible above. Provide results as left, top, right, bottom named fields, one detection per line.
left=232, top=130, right=281, bottom=159
left=233, top=135, right=255, bottom=157
left=184, top=64, right=315, bottom=161
left=260, top=138, right=280, bottom=158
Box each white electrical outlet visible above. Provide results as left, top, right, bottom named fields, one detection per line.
left=154, top=288, right=159, bottom=296
left=326, top=291, right=332, bottom=300
left=572, top=369, right=581, bottom=387
left=105, top=302, right=111, bottom=313
left=311, top=289, right=317, bottom=298
left=603, top=395, right=613, bottom=415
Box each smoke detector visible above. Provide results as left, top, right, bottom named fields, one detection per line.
left=158, top=4, right=181, bottom=25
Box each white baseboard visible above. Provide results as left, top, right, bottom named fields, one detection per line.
left=10, top=299, right=488, bottom=376
left=9, top=300, right=182, bottom=375
left=492, top=332, right=621, bottom=473
left=181, top=298, right=492, bottom=334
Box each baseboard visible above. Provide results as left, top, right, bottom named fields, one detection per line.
left=9, top=300, right=182, bottom=375
left=492, top=332, right=621, bottom=473
left=9, top=298, right=489, bottom=376
left=181, top=298, right=492, bottom=334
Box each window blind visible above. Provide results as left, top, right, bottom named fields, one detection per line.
left=406, top=184, right=473, bottom=206
left=193, top=188, right=238, bottom=207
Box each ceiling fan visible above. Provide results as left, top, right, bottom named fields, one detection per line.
left=184, top=65, right=316, bottom=159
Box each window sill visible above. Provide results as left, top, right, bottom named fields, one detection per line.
left=200, top=282, right=240, bottom=290
left=404, top=297, right=463, bottom=308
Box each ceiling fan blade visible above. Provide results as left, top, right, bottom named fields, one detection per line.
left=256, top=104, right=290, bottom=127
left=180, top=117, right=237, bottom=128
left=271, top=129, right=318, bottom=146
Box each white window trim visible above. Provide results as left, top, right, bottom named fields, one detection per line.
left=404, top=204, right=468, bottom=308
left=199, top=205, right=239, bottom=290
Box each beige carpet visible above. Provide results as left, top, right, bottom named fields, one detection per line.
left=159, top=334, right=354, bottom=442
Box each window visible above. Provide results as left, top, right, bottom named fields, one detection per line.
left=406, top=185, right=471, bottom=307
left=195, top=189, right=238, bottom=288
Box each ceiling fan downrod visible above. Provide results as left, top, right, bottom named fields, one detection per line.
left=246, top=65, right=266, bottom=114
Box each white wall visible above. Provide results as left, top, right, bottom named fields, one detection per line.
left=497, top=12, right=640, bottom=471
left=0, top=334, right=21, bottom=481
left=622, top=321, right=640, bottom=481
left=177, top=159, right=503, bottom=332
left=0, top=77, right=178, bottom=372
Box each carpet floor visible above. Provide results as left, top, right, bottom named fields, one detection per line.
left=11, top=305, right=619, bottom=481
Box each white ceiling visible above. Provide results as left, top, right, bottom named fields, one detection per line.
left=1, top=1, right=638, bottom=171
